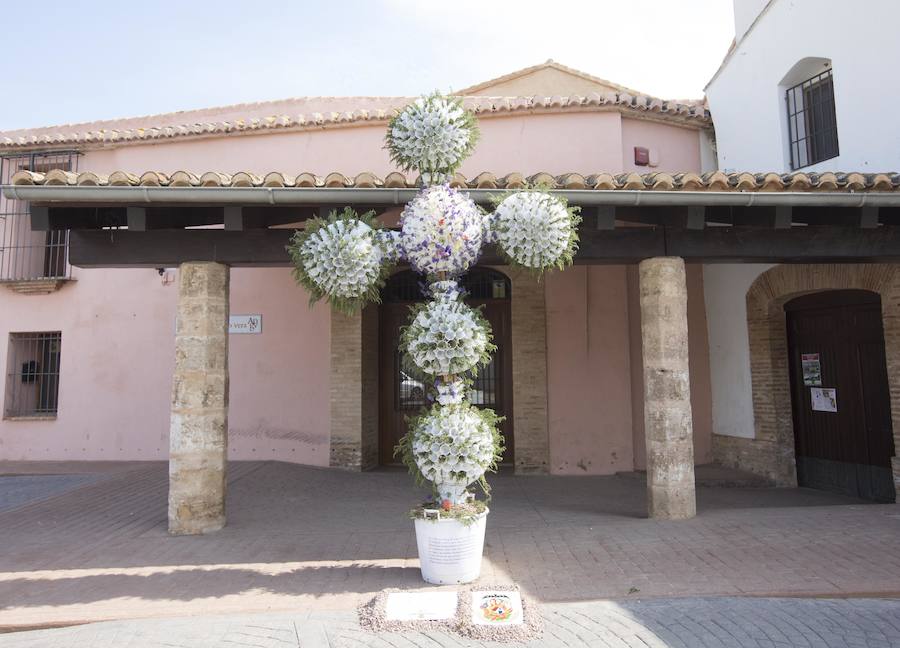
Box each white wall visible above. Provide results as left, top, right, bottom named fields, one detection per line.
left=733, top=0, right=771, bottom=41
left=699, top=130, right=718, bottom=173
left=707, top=0, right=900, bottom=172
left=703, top=264, right=773, bottom=439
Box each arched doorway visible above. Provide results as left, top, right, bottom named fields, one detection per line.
left=378, top=268, right=514, bottom=466
left=721, top=263, right=900, bottom=494
left=785, top=290, right=895, bottom=501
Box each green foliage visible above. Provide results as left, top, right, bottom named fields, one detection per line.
left=408, top=498, right=488, bottom=525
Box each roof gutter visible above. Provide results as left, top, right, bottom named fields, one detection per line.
left=3, top=185, right=900, bottom=208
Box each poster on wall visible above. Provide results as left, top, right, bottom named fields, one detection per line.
left=801, top=353, right=822, bottom=386
left=810, top=387, right=837, bottom=412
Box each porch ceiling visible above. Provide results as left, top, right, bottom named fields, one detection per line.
left=4, top=169, right=900, bottom=268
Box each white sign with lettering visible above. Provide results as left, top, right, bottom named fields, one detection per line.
left=384, top=591, right=458, bottom=621
left=229, top=314, right=262, bottom=334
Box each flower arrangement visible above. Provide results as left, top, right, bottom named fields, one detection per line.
left=287, top=93, right=580, bottom=546
left=492, top=192, right=581, bottom=273
left=435, top=377, right=466, bottom=405
left=399, top=292, right=495, bottom=376
left=287, top=207, right=393, bottom=314
left=399, top=184, right=485, bottom=278
left=399, top=402, right=504, bottom=504
left=385, top=93, right=480, bottom=185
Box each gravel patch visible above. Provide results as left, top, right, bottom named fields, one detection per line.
left=358, top=583, right=542, bottom=642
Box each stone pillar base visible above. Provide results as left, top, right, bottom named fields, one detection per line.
left=639, top=257, right=697, bottom=520
left=168, top=262, right=229, bottom=535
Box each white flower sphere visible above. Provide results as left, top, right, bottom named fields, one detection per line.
left=399, top=184, right=485, bottom=277
left=288, top=209, right=390, bottom=313
left=386, top=94, right=478, bottom=181
left=410, top=404, right=498, bottom=503
left=493, top=192, right=579, bottom=271
left=401, top=293, right=493, bottom=376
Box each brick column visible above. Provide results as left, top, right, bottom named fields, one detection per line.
left=329, top=307, right=378, bottom=470
left=168, top=262, right=229, bottom=535
left=639, top=257, right=696, bottom=519
left=509, top=269, right=550, bottom=474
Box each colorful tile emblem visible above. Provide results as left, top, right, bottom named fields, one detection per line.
left=471, top=590, right=524, bottom=626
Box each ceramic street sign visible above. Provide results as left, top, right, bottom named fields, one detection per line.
left=384, top=591, right=458, bottom=621
left=471, top=590, right=524, bottom=626
left=229, top=314, right=262, bottom=334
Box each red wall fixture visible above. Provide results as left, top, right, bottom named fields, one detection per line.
left=634, top=146, right=650, bottom=166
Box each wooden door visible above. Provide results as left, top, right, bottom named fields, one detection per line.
left=786, top=290, right=895, bottom=501
left=378, top=269, right=514, bottom=466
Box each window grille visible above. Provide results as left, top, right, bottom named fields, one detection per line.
left=382, top=268, right=511, bottom=303
left=0, top=152, right=79, bottom=281
left=786, top=69, right=839, bottom=169
left=387, top=268, right=509, bottom=412
left=4, top=332, right=62, bottom=418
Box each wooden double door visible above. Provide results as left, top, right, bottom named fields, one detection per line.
left=378, top=269, right=513, bottom=466
left=786, top=290, right=895, bottom=501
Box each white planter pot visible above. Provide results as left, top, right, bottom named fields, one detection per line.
left=414, top=509, right=488, bottom=584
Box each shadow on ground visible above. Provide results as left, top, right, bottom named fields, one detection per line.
left=0, top=460, right=897, bottom=627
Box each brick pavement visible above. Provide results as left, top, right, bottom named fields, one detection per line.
left=2, top=598, right=900, bottom=647
left=1, top=461, right=900, bottom=630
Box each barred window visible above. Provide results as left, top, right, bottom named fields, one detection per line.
left=786, top=69, right=839, bottom=169
left=0, top=152, right=78, bottom=282
left=4, top=332, right=62, bottom=418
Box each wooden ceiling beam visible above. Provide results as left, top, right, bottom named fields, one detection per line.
left=67, top=225, right=900, bottom=268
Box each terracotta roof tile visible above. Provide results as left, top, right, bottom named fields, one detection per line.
left=0, top=94, right=710, bottom=152
left=12, top=170, right=898, bottom=192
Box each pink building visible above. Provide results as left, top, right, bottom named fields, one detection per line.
left=2, top=61, right=899, bottom=532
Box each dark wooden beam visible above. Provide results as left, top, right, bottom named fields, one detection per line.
left=668, top=225, right=900, bottom=262
left=686, top=206, right=706, bottom=230
left=126, top=207, right=146, bottom=232
left=860, top=206, right=880, bottom=229
left=67, top=225, right=900, bottom=268
left=582, top=205, right=616, bottom=230
left=40, top=203, right=896, bottom=233
left=243, top=206, right=315, bottom=227
left=774, top=206, right=792, bottom=229
left=70, top=229, right=297, bottom=267
left=223, top=206, right=243, bottom=231
left=67, top=227, right=661, bottom=267
left=30, top=206, right=49, bottom=231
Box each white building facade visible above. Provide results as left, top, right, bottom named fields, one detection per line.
left=707, top=0, right=900, bottom=173
left=702, top=0, right=900, bottom=498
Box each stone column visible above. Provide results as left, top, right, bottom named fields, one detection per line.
left=639, top=257, right=696, bottom=519
left=169, top=262, right=229, bottom=535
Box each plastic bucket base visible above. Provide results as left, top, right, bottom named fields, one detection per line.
left=414, top=510, right=488, bottom=585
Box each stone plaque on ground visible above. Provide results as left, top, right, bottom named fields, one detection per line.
left=470, top=590, right=524, bottom=626
left=384, top=591, right=458, bottom=621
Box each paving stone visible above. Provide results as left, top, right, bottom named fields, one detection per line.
left=0, top=461, right=899, bottom=634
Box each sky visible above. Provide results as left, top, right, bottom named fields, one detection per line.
left=0, top=0, right=735, bottom=131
